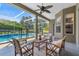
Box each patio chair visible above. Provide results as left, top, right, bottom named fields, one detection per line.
left=13, top=39, right=34, bottom=56
left=46, top=36, right=66, bottom=56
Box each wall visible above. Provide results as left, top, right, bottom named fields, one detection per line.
left=54, top=11, right=63, bottom=38
left=63, top=6, right=76, bottom=43
left=64, top=4, right=79, bottom=55
left=54, top=4, right=79, bottom=55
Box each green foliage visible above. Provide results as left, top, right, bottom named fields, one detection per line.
left=0, top=19, right=24, bottom=30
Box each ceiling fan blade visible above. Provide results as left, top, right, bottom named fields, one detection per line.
left=44, top=10, right=51, bottom=13
left=37, top=5, right=41, bottom=8
left=35, top=9, right=41, bottom=11
left=45, top=5, right=53, bottom=9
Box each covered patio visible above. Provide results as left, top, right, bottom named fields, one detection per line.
left=0, top=3, right=79, bottom=56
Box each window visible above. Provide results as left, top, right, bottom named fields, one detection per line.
left=64, top=13, right=74, bottom=35
left=56, top=26, right=61, bottom=33
left=65, top=24, right=73, bottom=34
left=65, top=18, right=73, bottom=23
left=55, top=16, right=62, bottom=33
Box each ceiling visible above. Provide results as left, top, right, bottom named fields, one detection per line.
left=22, top=3, right=76, bottom=20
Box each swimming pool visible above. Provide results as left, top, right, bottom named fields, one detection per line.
left=0, top=33, right=35, bottom=42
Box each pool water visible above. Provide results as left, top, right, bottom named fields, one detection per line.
left=0, top=33, right=35, bottom=42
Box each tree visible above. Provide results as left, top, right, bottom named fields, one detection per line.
left=20, top=16, right=34, bottom=36
left=38, top=20, right=47, bottom=35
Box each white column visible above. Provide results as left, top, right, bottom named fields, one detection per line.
left=76, top=4, right=79, bottom=47
left=49, top=20, right=55, bottom=36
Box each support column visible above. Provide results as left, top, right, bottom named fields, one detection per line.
left=36, top=15, right=38, bottom=40
left=76, top=4, right=79, bottom=47
left=49, top=20, right=55, bottom=36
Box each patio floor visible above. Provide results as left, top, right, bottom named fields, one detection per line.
left=0, top=43, right=77, bottom=56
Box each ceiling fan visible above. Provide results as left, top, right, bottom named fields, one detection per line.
left=35, top=3, right=53, bottom=14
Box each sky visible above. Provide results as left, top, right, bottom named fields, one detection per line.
left=0, top=3, right=35, bottom=22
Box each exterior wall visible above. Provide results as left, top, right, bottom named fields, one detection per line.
left=63, top=6, right=76, bottom=43
left=54, top=11, right=63, bottom=39
left=54, top=4, right=79, bottom=55
left=55, top=6, right=76, bottom=43
left=64, top=4, right=79, bottom=55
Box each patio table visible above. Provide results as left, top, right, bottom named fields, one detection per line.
left=34, top=36, right=48, bottom=51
